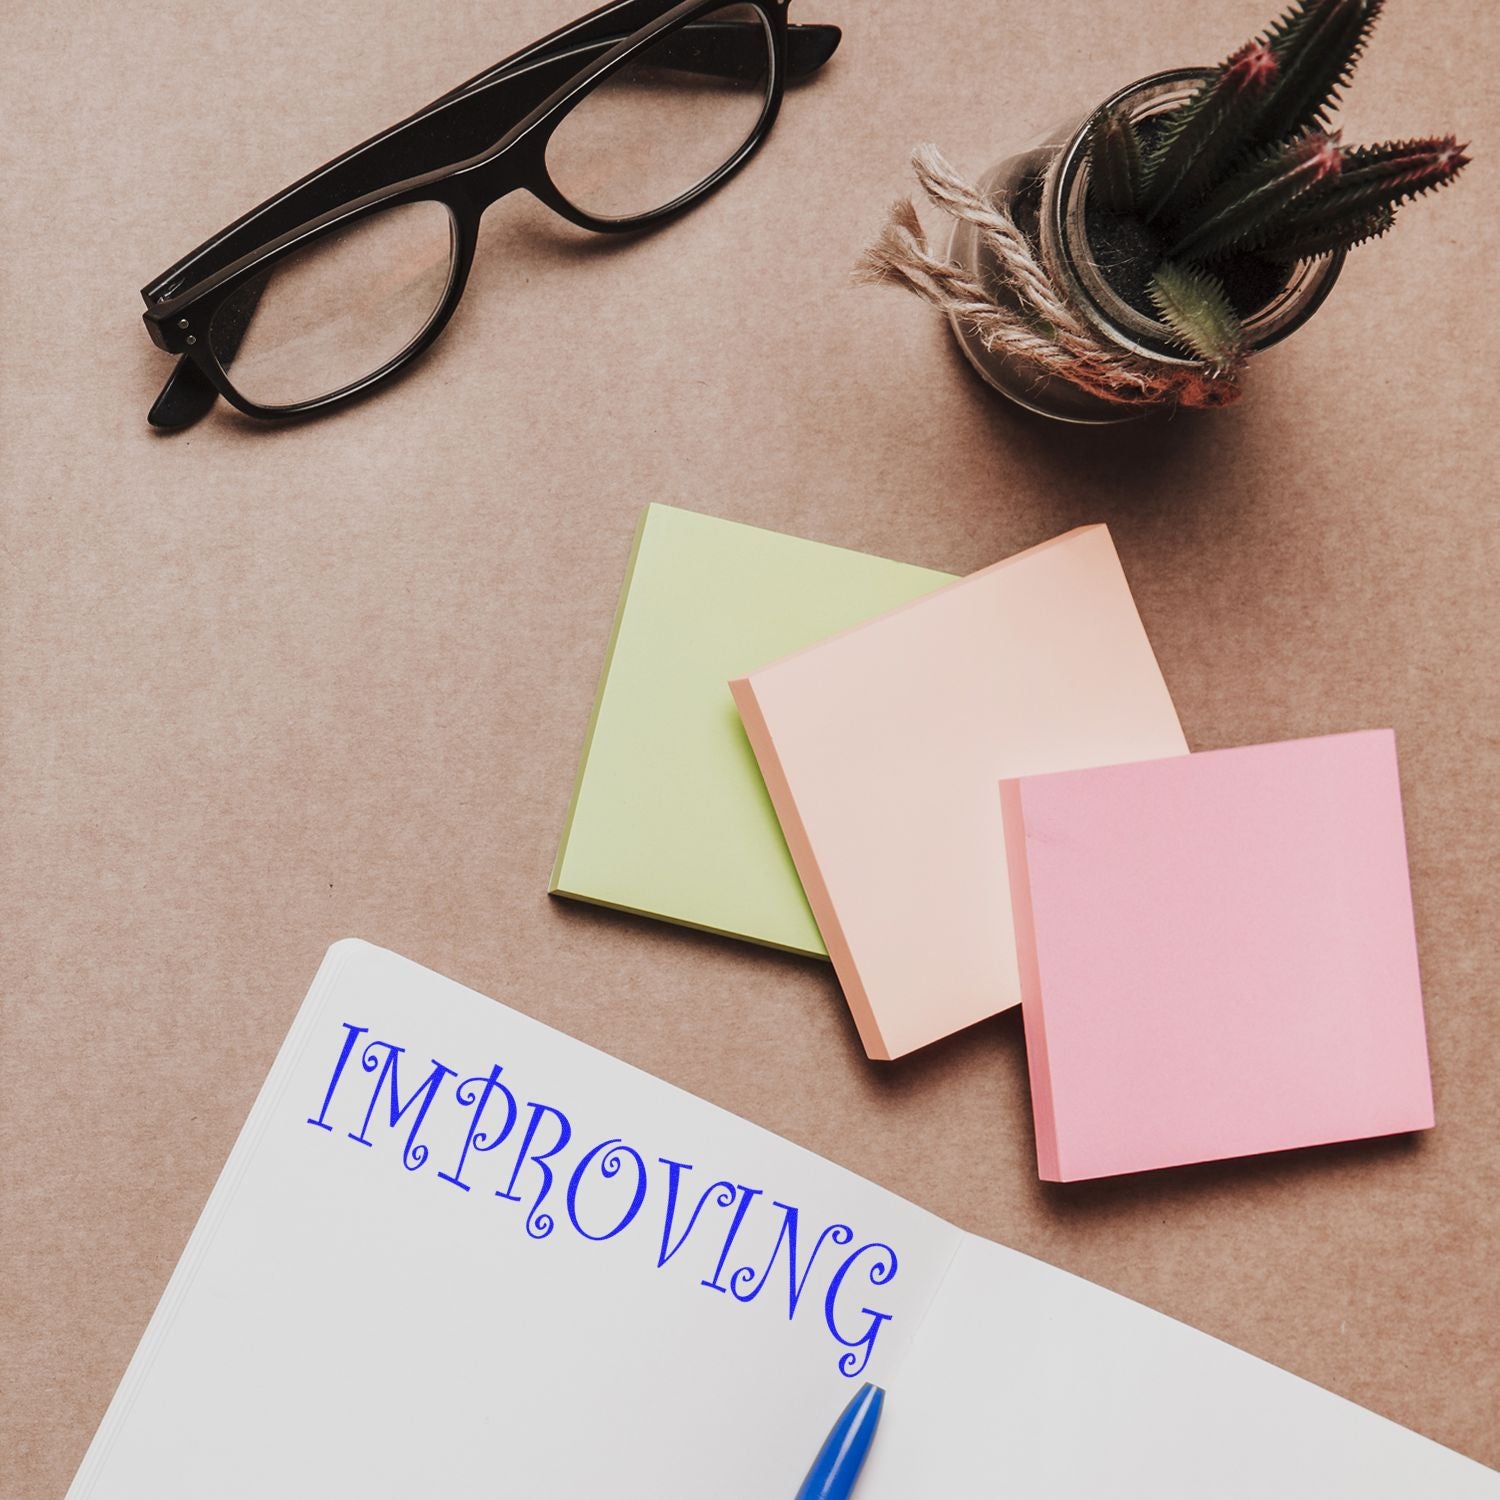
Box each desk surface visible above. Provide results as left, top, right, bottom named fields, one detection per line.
left=3, top=0, right=1497, bottom=1489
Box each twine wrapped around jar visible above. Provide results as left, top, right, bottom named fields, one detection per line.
left=857, top=146, right=1243, bottom=411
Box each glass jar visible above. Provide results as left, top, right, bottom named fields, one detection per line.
left=947, top=69, right=1346, bottom=423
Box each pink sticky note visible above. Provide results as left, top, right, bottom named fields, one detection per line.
left=731, top=526, right=1187, bottom=1060
left=1001, top=730, right=1435, bottom=1182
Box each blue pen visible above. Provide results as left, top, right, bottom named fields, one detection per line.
left=794, top=1383, right=885, bottom=1500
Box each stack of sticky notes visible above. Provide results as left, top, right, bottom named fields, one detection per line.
left=1000, top=730, right=1433, bottom=1180
left=550, top=504, right=952, bottom=953
left=730, top=524, right=1187, bottom=1059
left=554, top=507, right=1435, bottom=1182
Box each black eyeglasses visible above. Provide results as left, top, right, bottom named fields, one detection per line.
left=140, top=0, right=840, bottom=430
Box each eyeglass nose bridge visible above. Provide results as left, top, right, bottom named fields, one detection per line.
left=452, top=134, right=548, bottom=222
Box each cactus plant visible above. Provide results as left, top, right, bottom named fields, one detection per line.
left=1085, top=0, right=1468, bottom=372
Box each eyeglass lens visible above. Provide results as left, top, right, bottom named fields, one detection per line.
left=208, top=199, right=457, bottom=409
left=545, top=3, right=774, bottom=221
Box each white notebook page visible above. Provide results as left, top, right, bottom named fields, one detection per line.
left=69, top=942, right=1498, bottom=1498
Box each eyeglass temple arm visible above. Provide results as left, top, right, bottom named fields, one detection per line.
left=148, top=354, right=219, bottom=431
left=146, top=0, right=674, bottom=303
left=783, top=20, right=841, bottom=78
left=644, top=19, right=838, bottom=82
left=448, top=20, right=838, bottom=100
left=147, top=15, right=840, bottom=428
left=146, top=15, right=839, bottom=306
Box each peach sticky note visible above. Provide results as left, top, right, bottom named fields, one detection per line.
left=1001, top=730, right=1435, bottom=1182
left=730, top=526, right=1187, bottom=1060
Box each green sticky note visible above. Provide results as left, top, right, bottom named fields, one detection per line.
left=550, top=505, right=955, bottom=956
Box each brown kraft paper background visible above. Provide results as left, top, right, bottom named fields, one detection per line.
left=2, top=0, right=1497, bottom=1491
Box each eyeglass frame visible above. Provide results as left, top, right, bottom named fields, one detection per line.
left=140, top=0, right=840, bottom=428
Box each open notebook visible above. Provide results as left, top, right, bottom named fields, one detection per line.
left=70, top=942, right=1497, bottom=1498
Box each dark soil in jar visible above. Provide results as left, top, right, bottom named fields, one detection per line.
left=1080, top=112, right=1292, bottom=323
left=1082, top=210, right=1289, bottom=321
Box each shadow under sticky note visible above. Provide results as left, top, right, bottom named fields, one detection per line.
left=1001, top=729, right=1435, bottom=1182
left=550, top=505, right=954, bottom=955
left=732, top=525, right=1188, bottom=1060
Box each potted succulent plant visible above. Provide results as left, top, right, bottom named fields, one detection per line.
left=863, top=0, right=1469, bottom=423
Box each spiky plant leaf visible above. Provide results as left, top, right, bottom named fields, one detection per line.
left=1285, top=136, right=1470, bottom=224
left=1143, top=42, right=1280, bottom=224
left=1088, top=108, right=1145, bottom=216
left=1172, top=131, right=1343, bottom=260
left=1259, top=204, right=1395, bottom=261
left=1218, top=136, right=1469, bottom=254
left=1148, top=261, right=1247, bottom=374
left=1251, top=0, right=1384, bottom=147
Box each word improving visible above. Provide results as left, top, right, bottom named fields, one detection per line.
left=307, top=1021, right=900, bottom=1376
